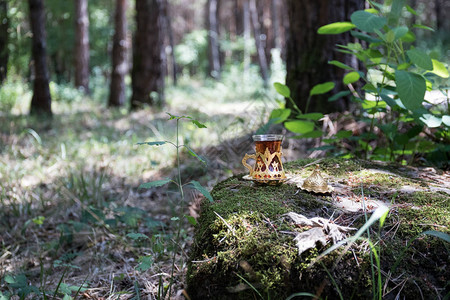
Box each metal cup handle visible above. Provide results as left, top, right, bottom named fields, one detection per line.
left=242, top=153, right=256, bottom=175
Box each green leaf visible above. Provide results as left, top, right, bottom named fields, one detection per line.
left=401, top=31, right=416, bottom=43
left=127, top=233, right=149, bottom=240
left=364, top=8, right=379, bottom=14
left=32, top=216, right=45, bottom=225
left=139, top=178, right=172, bottom=189
left=362, top=100, right=386, bottom=109
left=328, top=60, right=354, bottom=70
left=442, top=115, right=450, bottom=126
left=137, top=141, right=167, bottom=146
left=269, top=108, right=291, bottom=124
left=392, top=26, right=409, bottom=39
left=343, top=71, right=360, bottom=84
left=385, top=30, right=396, bottom=43
left=296, top=113, right=324, bottom=121
left=350, top=30, right=381, bottom=43
left=189, top=180, right=213, bottom=202
left=328, top=91, right=352, bottom=102
left=407, top=49, right=433, bottom=70
left=285, top=120, right=315, bottom=134
left=379, top=208, right=389, bottom=227
left=190, top=119, right=207, bottom=128
left=335, top=130, right=353, bottom=139
left=422, top=230, right=450, bottom=243
left=185, top=215, right=198, bottom=226
left=291, top=130, right=323, bottom=139
left=419, top=114, right=442, bottom=128
left=395, top=70, right=426, bottom=110
left=428, top=59, right=449, bottom=78
left=184, top=145, right=206, bottom=165
left=310, top=82, right=335, bottom=96
left=406, top=5, right=417, bottom=15
left=351, top=10, right=386, bottom=33
left=317, top=22, right=356, bottom=34
left=166, top=112, right=178, bottom=120
left=274, top=82, right=290, bottom=98
left=137, top=256, right=153, bottom=272
left=412, top=24, right=434, bottom=31
left=397, top=62, right=411, bottom=70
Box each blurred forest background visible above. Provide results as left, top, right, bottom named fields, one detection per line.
left=0, top=0, right=449, bottom=299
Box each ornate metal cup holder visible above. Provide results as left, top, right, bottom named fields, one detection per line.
left=242, top=174, right=292, bottom=185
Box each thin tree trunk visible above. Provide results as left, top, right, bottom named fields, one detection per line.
left=131, top=0, right=165, bottom=109
left=206, top=0, right=221, bottom=78
left=74, top=0, right=90, bottom=93
left=108, top=0, right=128, bottom=107
left=271, top=0, right=281, bottom=50
left=243, top=0, right=250, bottom=76
left=161, top=0, right=177, bottom=85
left=0, top=0, right=8, bottom=83
left=28, top=0, right=52, bottom=116
left=249, top=0, right=269, bottom=86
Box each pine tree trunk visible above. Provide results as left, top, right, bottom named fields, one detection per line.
left=206, top=0, right=221, bottom=78
left=28, top=0, right=52, bottom=116
left=242, top=0, right=250, bottom=76
left=0, top=0, right=8, bottom=83
left=161, top=0, right=177, bottom=86
left=249, top=0, right=269, bottom=86
left=108, top=0, right=128, bottom=107
left=271, top=0, right=281, bottom=50
left=435, top=0, right=450, bottom=33
left=285, top=0, right=364, bottom=114
left=131, top=0, right=165, bottom=109
left=74, top=0, right=90, bottom=93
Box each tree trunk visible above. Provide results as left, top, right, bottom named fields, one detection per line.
left=108, top=0, right=128, bottom=107
left=285, top=0, right=364, bottom=114
left=28, top=0, right=52, bottom=116
left=206, top=0, right=221, bottom=79
left=161, top=0, right=177, bottom=85
left=435, top=0, right=450, bottom=33
left=131, top=0, right=165, bottom=109
left=74, top=0, right=90, bottom=93
left=0, top=0, right=8, bottom=83
left=271, top=0, right=281, bottom=50
left=249, top=0, right=269, bottom=86
left=242, top=0, right=250, bottom=75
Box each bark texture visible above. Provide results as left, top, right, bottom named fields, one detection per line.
left=0, top=0, right=8, bottom=83
left=250, top=0, right=269, bottom=86
left=206, top=0, right=221, bottom=78
left=74, top=0, right=90, bottom=93
left=286, top=0, right=364, bottom=113
left=108, top=0, right=128, bottom=107
left=28, top=0, right=52, bottom=116
left=131, top=0, right=165, bottom=109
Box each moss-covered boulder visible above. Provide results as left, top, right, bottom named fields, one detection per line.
left=186, top=158, right=449, bottom=299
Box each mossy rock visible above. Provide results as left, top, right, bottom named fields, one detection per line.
left=186, top=158, right=449, bottom=299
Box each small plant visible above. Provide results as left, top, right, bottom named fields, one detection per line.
left=270, top=0, right=450, bottom=165
left=137, top=112, right=212, bottom=299
left=319, top=0, right=450, bottom=162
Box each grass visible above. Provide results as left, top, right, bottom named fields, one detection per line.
left=0, top=74, right=278, bottom=298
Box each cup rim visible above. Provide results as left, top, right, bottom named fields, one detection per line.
left=252, top=134, right=283, bottom=141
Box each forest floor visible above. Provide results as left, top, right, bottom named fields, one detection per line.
left=0, top=80, right=312, bottom=299
left=1, top=80, right=449, bottom=299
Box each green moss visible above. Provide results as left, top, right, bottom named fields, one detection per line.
left=186, top=158, right=449, bottom=299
